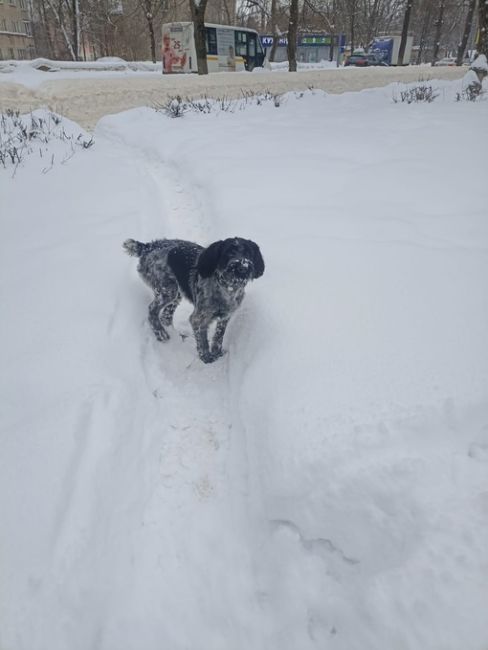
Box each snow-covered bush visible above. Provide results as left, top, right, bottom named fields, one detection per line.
left=457, top=54, right=488, bottom=102
left=393, top=81, right=439, bottom=104
left=0, top=109, right=94, bottom=173
left=156, top=95, right=189, bottom=118
left=154, top=89, right=289, bottom=117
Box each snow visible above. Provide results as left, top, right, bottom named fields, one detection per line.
left=462, top=69, right=482, bottom=90
left=1, top=80, right=488, bottom=650
left=0, top=57, right=161, bottom=89
left=0, top=57, right=340, bottom=89
left=470, top=53, right=488, bottom=72
left=0, top=63, right=465, bottom=131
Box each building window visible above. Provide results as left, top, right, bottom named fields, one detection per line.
left=9, top=47, right=15, bottom=58
left=24, top=21, right=31, bottom=36
left=19, top=0, right=27, bottom=7
left=9, top=0, right=16, bottom=6
left=0, top=19, right=7, bottom=31
left=17, top=48, right=26, bottom=59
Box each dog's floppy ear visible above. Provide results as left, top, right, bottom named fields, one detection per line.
left=247, top=240, right=265, bottom=278
left=197, top=240, right=225, bottom=278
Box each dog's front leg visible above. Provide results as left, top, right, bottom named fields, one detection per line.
left=210, top=317, right=230, bottom=359
left=190, top=310, right=214, bottom=363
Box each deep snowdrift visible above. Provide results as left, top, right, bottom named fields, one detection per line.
left=1, top=82, right=488, bottom=650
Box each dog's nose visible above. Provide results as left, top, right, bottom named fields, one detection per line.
left=232, top=260, right=251, bottom=277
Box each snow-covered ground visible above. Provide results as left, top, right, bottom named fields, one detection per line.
left=0, top=59, right=465, bottom=130
left=1, top=79, right=488, bottom=650
left=0, top=57, right=162, bottom=89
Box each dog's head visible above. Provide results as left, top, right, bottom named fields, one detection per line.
left=197, top=237, right=265, bottom=290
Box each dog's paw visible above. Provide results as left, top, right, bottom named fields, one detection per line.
left=200, top=349, right=226, bottom=364
left=153, top=328, right=170, bottom=342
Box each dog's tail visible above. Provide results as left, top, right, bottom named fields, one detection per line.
left=123, top=239, right=145, bottom=257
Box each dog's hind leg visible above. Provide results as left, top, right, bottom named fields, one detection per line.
left=148, top=283, right=180, bottom=341
left=148, top=295, right=170, bottom=341
left=160, top=290, right=181, bottom=327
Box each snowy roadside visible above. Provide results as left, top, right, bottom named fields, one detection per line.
left=0, top=63, right=465, bottom=130
left=1, top=81, right=488, bottom=650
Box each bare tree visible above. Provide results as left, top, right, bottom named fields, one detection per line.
left=431, top=0, right=445, bottom=65
left=44, top=0, right=77, bottom=60
left=478, top=0, right=488, bottom=56
left=397, top=0, right=413, bottom=65
left=190, top=0, right=209, bottom=74
left=72, top=0, right=81, bottom=59
left=268, top=0, right=280, bottom=61
left=344, top=0, right=358, bottom=52
left=140, top=0, right=158, bottom=62
left=415, top=0, right=433, bottom=63
left=456, top=0, right=475, bottom=65
left=287, top=0, right=299, bottom=70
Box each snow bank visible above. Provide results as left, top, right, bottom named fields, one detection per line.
left=1, top=57, right=161, bottom=74
left=470, top=53, right=488, bottom=73
left=0, top=57, right=162, bottom=90
left=1, top=82, right=488, bottom=650
left=0, top=61, right=465, bottom=130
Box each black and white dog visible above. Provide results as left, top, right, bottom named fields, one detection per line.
left=123, top=237, right=265, bottom=363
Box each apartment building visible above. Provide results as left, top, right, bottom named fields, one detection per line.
left=0, top=0, right=35, bottom=60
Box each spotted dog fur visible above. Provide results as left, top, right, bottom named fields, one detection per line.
left=123, top=237, right=265, bottom=363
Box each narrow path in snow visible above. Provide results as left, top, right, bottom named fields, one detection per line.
left=42, top=132, right=260, bottom=648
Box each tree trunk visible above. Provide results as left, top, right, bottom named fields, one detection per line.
left=40, top=0, right=55, bottom=59
left=366, top=0, right=380, bottom=47
left=72, top=0, right=80, bottom=60
left=144, top=0, right=157, bottom=63
left=45, top=0, right=77, bottom=60
left=397, top=0, right=413, bottom=66
left=287, top=0, right=299, bottom=71
left=456, top=0, right=476, bottom=65
left=431, top=0, right=445, bottom=66
left=416, top=2, right=432, bottom=64
left=269, top=31, right=280, bottom=63
left=269, top=0, right=279, bottom=62
left=477, top=0, right=488, bottom=56
left=349, top=0, right=356, bottom=54
left=190, top=0, right=209, bottom=75
left=329, top=0, right=336, bottom=61
left=222, top=0, right=232, bottom=25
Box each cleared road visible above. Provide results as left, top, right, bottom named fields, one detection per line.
left=0, top=65, right=465, bottom=131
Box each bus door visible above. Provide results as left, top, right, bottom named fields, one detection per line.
left=235, top=30, right=257, bottom=70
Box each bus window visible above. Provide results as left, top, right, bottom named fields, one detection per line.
left=235, top=31, right=248, bottom=57
left=248, top=35, right=256, bottom=56
left=206, top=27, right=217, bottom=55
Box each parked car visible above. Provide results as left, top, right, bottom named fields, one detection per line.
left=345, top=53, right=389, bottom=67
